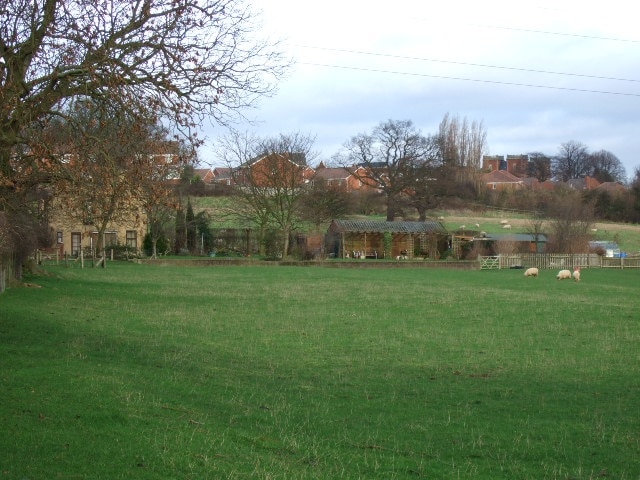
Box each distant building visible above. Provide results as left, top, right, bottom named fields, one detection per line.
left=482, top=169, right=524, bottom=190
left=482, top=155, right=503, bottom=172
left=506, top=155, right=528, bottom=178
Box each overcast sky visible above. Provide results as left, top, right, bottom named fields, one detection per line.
left=201, top=0, right=639, bottom=181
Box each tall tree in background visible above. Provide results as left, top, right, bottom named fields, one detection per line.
left=0, top=0, right=288, bottom=280
left=337, top=119, right=436, bottom=221
left=527, top=152, right=552, bottom=182
left=585, top=149, right=626, bottom=183
left=218, top=131, right=316, bottom=257
left=552, top=140, right=590, bottom=181
left=437, top=113, right=487, bottom=170
left=137, top=144, right=186, bottom=260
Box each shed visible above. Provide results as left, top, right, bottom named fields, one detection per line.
left=326, top=219, right=448, bottom=259
left=473, top=233, right=548, bottom=253
left=589, top=241, right=621, bottom=258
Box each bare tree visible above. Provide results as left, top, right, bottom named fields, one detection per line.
left=585, top=149, right=626, bottom=183
left=298, top=178, right=352, bottom=229
left=527, top=152, right=552, bottom=182
left=547, top=193, right=594, bottom=253
left=524, top=217, right=546, bottom=252
left=437, top=113, right=487, bottom=169
left=0, top=0, right=289, bottom=279
left=336, top=119, right=436, bottom=221
left=552, top=141, right=590, bottom=182
left=217, top=131, right=317, bottom=257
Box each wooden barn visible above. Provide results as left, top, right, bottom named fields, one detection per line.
left=326, top=219, right=448, bottom=259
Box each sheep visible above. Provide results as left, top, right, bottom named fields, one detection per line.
left=475, top=223, right=480, bottom=229
left=556, top=269, right=572, bottom=280
left=459, top=225, right=466, bottom=230
left=502, top=224, right=511, bottom=229
left=524, top=267, right=539, bottom=277
left=500, top=219, right=509, bottom=225
left=572, top=267, right=581, bottom=282
left=437, top=216, right=445, bottom=221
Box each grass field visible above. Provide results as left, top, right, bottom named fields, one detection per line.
left=1, top=263, right=639, bottom=479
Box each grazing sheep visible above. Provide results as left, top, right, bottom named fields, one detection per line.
left=437, top=216, right=445, bottom=220
left=500, top=219, right=509, bottom=225
left=572, top=267, right=581, bottom=282
left=556, top=269, right=572, bottom=280
left=475, top=223, right=480, bottom=228
left=502, top=224, right=511, bottom=229
left=524, top=267, right=539, bottom=277
left=459, top=225, right=466, bottom=230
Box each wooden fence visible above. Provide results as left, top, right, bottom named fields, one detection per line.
left=479, top=253, right=640, bottom=270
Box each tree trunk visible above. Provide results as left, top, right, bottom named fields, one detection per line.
left=282, top=229, right=290, bottom=259
left=0, top=260, right=6, bottom=293
left=12, top=253, right=22, bottom=281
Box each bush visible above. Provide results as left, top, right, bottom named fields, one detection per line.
left=105, top=244, right=141, bottom=260
left=143, top=233, right=170, bottom=257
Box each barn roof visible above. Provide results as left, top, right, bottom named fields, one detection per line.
left=329, top=219, right=447, bottom=234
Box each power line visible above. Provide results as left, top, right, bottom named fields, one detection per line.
left=297, top=45, right=640, bottom=84
left=298, top=61, right=640, bottom=97
left=470, top=24, right=640, bottom=44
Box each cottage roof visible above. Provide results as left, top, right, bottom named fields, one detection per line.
left=329, top=219, right=447, bottom=234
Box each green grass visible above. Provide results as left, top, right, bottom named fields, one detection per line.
left=2, top=263, right=639, bottom=479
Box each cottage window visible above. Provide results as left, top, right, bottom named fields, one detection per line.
left=92, top=232, right=117, bottom=248
left=126, top=230, right=137, bottom=249
left=71, top=232, right=82, bottom=256
left=57, top=231, right=63, bottom=244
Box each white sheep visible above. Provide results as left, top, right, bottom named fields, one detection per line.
left=572, top=267, right=581, bottom=282
left=502, top=224, right=511, bottom=229
left=524, top=267, right=539, bottom=277
left=459, top=225, right=466, bottom=230
left=500, top=219, right=509, bottom=225
left=475, top=223, right=480, bottom=228
left=556, top=269, right=572, bottom=280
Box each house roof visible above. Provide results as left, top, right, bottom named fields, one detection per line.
left=566, top=176, right=600, bottom=190
left=476, top=233, right=548, bottom=243
left=313, top=167, right=352, bottom=181
left=482, top=169, right=523, bottom=184
left=329, top=219, right=447, bottom=234
left=211, top=167, right=233, bottom=182
left=589, top=240, right=620, bottom=250
left=595, top=182, right=626, bottom=194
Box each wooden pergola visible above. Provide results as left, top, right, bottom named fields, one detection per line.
left=326, top=219, right=448, bottom=259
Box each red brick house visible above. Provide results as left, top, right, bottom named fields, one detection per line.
left=235, top=153, right=313, bottom=187
left=311, top=162, right=378, bottom=192
left=193, top=168, right=214, bottom=184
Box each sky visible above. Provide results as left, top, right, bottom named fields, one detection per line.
left=200, top=0, right=640, bottom=181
